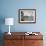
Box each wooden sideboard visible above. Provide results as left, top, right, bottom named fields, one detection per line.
left=4, top=32, right=43, bottom=46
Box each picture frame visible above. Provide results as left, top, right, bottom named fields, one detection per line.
left=18, top=9, right=36, bottom=23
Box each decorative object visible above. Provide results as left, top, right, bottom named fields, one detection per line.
left=5, top=18, right=14, bottom=35
left=18, top=9, right=36, bottom=23
left=25, top=32, right=38, bottom=35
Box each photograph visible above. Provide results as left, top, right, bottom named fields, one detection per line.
left=18, top=9, right=36, bottom=23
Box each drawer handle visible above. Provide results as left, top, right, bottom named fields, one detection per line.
left=32, top=42, right=35, bottom=44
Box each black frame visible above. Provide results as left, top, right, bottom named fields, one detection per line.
left=18, top=9, right=36, bottom=24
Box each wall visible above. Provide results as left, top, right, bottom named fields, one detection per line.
left=0, top=0, right=46, bottom=46
left=0, top=0, right=46, bottom=32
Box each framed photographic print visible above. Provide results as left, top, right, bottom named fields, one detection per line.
left=18, top=9, right=36, bottom=23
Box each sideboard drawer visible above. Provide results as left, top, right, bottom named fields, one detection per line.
left=25, top=35, right=43, bottom=40
left=4, top=40, right=24, bottom=46
left=4, top=35, right=24, bottom=40
left=4, top=40, right=16, bottom=46
left=24, top=40, right=43, bottom=46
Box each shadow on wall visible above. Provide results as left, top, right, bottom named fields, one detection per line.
left=0, top=16, right=5, bottom=46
